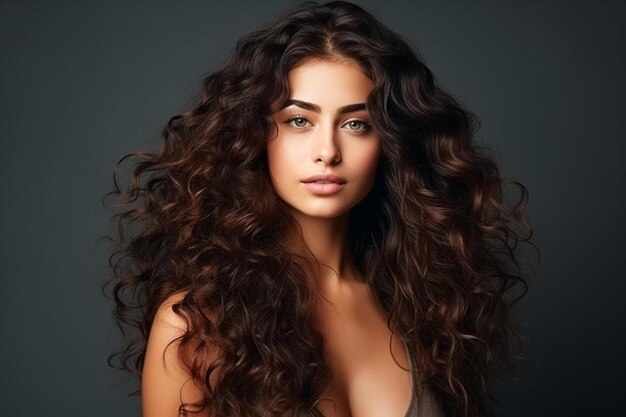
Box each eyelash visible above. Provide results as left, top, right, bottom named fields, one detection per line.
left=286, top=115, right=372, bottom=133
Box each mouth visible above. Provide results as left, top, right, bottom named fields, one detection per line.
left=301, top=174, right=347, bottom=184
left=300, top=175, right=347, bottom=195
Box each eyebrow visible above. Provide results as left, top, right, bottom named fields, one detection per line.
left=283, top=99, right=367, bottom=115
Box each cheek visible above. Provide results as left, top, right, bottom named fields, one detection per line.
left=267, top=140, right=296, bottom=189
left=267, top=139, right=284, bottom=172
left=355, top=143, right=382, bottom=182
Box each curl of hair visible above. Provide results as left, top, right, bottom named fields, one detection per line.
left=103, top=2, right=537, bottom=417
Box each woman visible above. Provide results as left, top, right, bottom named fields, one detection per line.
left=105, top=1, right=534, bottom=417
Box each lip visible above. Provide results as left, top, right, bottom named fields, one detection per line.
left=301, top=174, right=347, bottom=195
left=301, top=174, right=347, bottom=184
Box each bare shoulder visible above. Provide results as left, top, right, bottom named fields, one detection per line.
left=151, top=290, right=219, bottom=334
left=152, top=290, right=189, bottom=333
left=142, top=290, right=214, bottom=417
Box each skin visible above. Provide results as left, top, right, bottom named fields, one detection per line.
left=266, top=59, right=413, bottom=417
left=141, top=59, right=414, bottom=417
left=267, top=57, right=382, bottom=289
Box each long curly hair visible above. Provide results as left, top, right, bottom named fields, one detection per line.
left=103, top=1, right=536, bottom=417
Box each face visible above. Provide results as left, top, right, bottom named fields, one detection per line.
left=267, top=58, right=381, bottom=220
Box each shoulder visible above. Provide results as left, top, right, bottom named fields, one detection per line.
left=152, top=290, right=189, bottom=334
left=146, top=291, right=190, bottom=354
left=142, top=290, right=207, bottom=417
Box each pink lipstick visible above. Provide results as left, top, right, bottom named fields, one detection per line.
left=301, top=174, right=347, bottom=195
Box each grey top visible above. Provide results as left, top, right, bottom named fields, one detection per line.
left=402, top=341, right=445, bottom=417
left=300, top=342, right=445, bottom=417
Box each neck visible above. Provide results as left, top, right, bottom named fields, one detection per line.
left=284, top=210, right=359, bottom=288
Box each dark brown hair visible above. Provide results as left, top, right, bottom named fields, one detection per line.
left=103, top=1, right=536, bottom=416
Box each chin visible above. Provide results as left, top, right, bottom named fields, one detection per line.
left=293, top=206, right=353, bottom=220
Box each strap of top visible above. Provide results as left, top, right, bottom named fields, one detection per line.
left=403, top=341, right=446, bottom=417
left=403, top=341, right=418, bottom=417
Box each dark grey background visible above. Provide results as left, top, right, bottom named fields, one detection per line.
left=1, top=0, right=623, bottom=416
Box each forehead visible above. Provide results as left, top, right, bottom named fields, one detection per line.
left=286, top=59, right=374, bottom=106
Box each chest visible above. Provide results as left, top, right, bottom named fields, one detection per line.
left=311, top=282, right=414, bottom=417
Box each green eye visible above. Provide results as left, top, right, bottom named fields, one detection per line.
left=345, top=120, right=371, bottom=131
left=287, top=116, right=310, bottom=129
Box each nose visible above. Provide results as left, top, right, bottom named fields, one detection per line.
left=311, top=124, right=341, bottom=165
